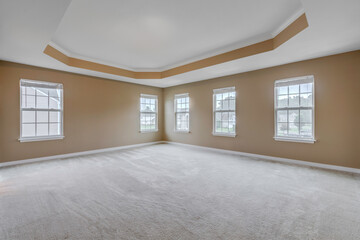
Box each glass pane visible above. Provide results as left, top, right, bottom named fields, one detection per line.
left=277, top=110, right=287, bottom=122
left=49, top=97, right=61, bottom=109
left=216, top=100, right=222, bottom=110
left=49, top=123, right=60, bottom=135
left=36, top=123, right=48, bottom=136
left=229, top=112, right=236, bottom=122
left=300, top=109, right=312, bottom=123
left=36, top=88, right=48, bottom=96
left=22, top=124, right=35, bottom=137
left=277, top=86, right=288, bottom=95
left=21, top=86, right=26, bottom=95
left=216, top=93, right=222, bottom=101
left=300, top=123, right=312, bottom=137
left=277, top=123, right=287, bottom=136
left=25, top=95, right=35, bottom=108
left=229, top=99, right=235, bottom=110
left=229, top=121, right=235, bottom=133
left=215, top=112, right=221, bottom=121
left=289, top=94, right=299, bottom=107
left=300, top=83, right=312, bottom=93
left=36, top=96, right=48, bottom=108
left=49, top=89, right=61, bottom=98
left=215, top=121, right=222, bottom=132
left=150, top=103, right=156, bottom=112
left=277, top=95, right=288, bottom=108
left=26, top=87, right=35, bottom=95
left=140, top=97, right=145, bottom=104
left=223, top=92, right=229, bottom=99
left=300, top=93, right=312, bottom=107
left=50, top=112, right=61, bottom=123
left=289, top=110, right=299, bottom=123
left=221, top=112, right=229, bottom=121
left=37, top=111, right=48, bottom=123
left=289, top=123, right=299, bottom=135
left=289, top=85, right=299, bottom=94
left=22, top=111, right=35, bottom=123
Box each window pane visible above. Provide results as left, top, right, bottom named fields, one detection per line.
left=25, top=95, right=35, bottom=108
left=37, top=111, right=48, bottom=123
left=277, top=95, right=288, bottom=108
left=277, top=123, right=288, bottom=136
left=221, top=112, right=229, bottom=121
left=22, top=111, right=35, bottom=123
left=229, top=112, right=236, bottom=122
left=300, top=109, right=312, bottom=123
left=215, top=112, right=221, bottom=121
left=289, top=110, right=299, bottom=123
left=49, top=97, right=61, bottom=109
left=300, top=93, right=312, bottom=107
left=49, top=89, right=61, bottom=98
left=288, top=94, right=299, bottom=107
left=216, top=100, right=222, bottom=110
left=229, top=99, right=235, bottom=111
left=300, top=123, right=312, bottom=137
left=50, top=112, right=61, bottom=123
left=176, top=113, right=189, bottom=131
left=36, top=123, right=48, bottom=136
left=277, top=86, right=288, bottom=95
left=22, top=124, right=35, bottom=137
left=229, top=121, right=235, bottom=133
left=36, top=96, right=48, bottom=108
left=300, top=83, right=312, bottom=93
left=26, top=87, right=35, bottom=95
left=289, top=123, right=299, bottom=135
left=49, top=123, right=60, bottom=135
left=216, top=94, right=222, bottom=101
left=36, top=88, right=48, bottom=96
left=277, top=110, right=287, bottom=122
left=289, top=85, right=299, bottom=94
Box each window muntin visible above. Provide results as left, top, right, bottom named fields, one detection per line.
left=140, top=94, right=158, bottom=132
left=213, top=87, right=236, bottom=136
left=274, top=76, right=315, bottom=142
left=174, top=93, right=189, bottom=132
left=20, top=79, right=63, bottom=141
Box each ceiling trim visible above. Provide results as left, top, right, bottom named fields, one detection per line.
left=44, top=13, right=308, bottom=80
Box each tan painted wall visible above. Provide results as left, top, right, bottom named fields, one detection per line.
left=0, top=61, right=163, bottom=163
left=164, top=51, right=360, bottom=169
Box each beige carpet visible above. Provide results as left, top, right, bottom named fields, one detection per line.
left=0, top=143, right=359, bottom=240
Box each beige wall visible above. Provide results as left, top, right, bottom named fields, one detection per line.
left=0, top=61, right=163, bottom=163
left=164, top=51, right=360, bottom=169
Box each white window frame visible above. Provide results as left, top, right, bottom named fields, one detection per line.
left=139, top=94, right=158, bottom=133
left=174, top=93, right=190, bottom=133
left=274, top=75, right=315, bottom=143
left=19, top=79, right=64, bottom=142
left=212, top=87, right=236, bottom=137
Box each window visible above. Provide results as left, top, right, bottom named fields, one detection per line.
left=140, top=94, right=158, bottom=132
left=174, top=93, right=189, bottom=132
left=20, top=79, right=64, bottom=142
left=213, top=87, right=236, bottom=137
left=274, top=76, right=315, bottom=143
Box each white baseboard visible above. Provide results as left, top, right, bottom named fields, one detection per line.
left=164, top=141, right=360, bottom=175
left=0, top=141, right=164, bottom=168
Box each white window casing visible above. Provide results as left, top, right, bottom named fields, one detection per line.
left=174, top=93, right=190, bottom=132
left=213, top=87, right=236, bottom=137
left=140, top=94, right=158, bottom=132
left=274, top=75, right=315, bottom=143
left=19, top=79, right=64, bottom=142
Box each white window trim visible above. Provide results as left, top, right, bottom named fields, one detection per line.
left=19, top=79, right=64, bottom=142
left=274, top=75, right=316, bottom=144
left=139, top=94, right=158, bottom=133
left=212, top=86, right=237, bottom=137
left=174, top=93, right=190, bottom=133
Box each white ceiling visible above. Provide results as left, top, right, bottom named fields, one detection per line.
left=0, top=0, right=359, bottom=88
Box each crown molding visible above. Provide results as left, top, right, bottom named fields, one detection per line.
left=44, top=13, right=308, bottom=80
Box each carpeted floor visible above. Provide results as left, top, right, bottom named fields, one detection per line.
left=0, top=143, right=359, bottom=240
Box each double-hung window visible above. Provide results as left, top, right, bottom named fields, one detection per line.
left=174, top=93, right=189, bottom=132
left=140, top=94, right=158, bottom=132
left=213, top=87, right=236, bottom=137
left=274, top=76, right=315, bottom=143
left=20, top=79, right=64, bottom=142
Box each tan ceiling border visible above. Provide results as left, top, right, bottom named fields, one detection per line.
left=44, top=13, right=308, bottom=80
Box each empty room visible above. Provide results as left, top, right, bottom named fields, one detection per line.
left=0, top=0, right=359, bottom=239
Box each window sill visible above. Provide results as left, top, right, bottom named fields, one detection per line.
left=212, top=132, right=236, bottom=138
left=274, top=137, right=316, bottom=144
left=19, top=135, right=64, bottom=142
left=140, top=130, right=158, bottom=133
